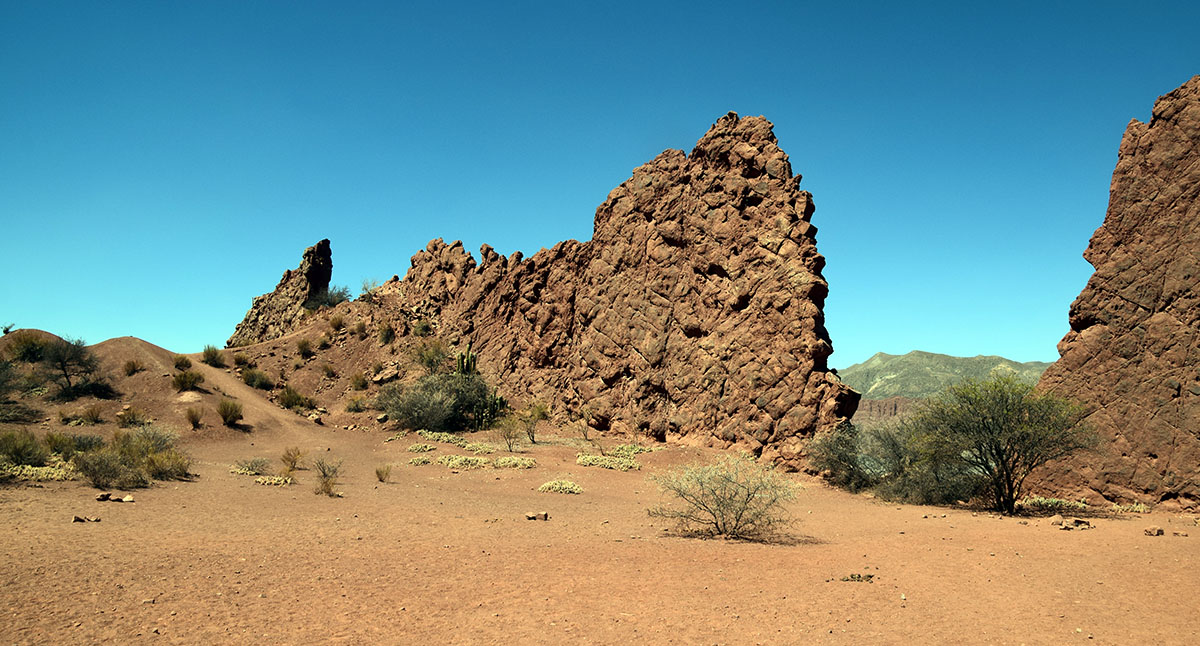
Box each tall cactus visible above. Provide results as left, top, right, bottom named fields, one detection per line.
left=456, top=341, right=478, bottom=375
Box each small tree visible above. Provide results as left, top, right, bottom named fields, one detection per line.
left=650, top=454, right=798, bottom=540
left=905, top=374, right=1095, bottom=514
left=40, top=338, right=99, bottom=394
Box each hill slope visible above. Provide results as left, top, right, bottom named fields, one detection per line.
left=839, top=351, right=1050, bottom=400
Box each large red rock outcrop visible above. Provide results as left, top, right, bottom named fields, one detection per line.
left=231, top=114, right=859, bottom=464
left=1039, top=76, right=1200, bottom=508
left=227, top=239, right=333, bottom=347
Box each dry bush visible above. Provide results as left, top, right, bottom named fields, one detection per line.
left=649, top=454, right=797, bottom=540
left=317, top=335, right=331, bottom=350
left=232, top=353, right=251, bottom=368
left=296, top=338, right=314, bottom=358
left=217, top=399, right=243, bottom=427
left=231, top=458, right=273, bottom=476
left=242, top=368, right=274, bottom=390
left=172, top=370, right=205, bottom=392
left=173, top=355, right=192, bottom=370
left=280, top=447, right=306, bottom=474
left=185, top=407, right=203, bottom=429
left=345, top=397, right=367, bottom=413
left=320, top=363, right=337, bottom=379
left=201, top=345, right=225, bottom=368
left=353, top=321, right=367, bottom=339
left=115, top=407, right=149, bottom=428
left=375, top=464, right=392, bottom=482
left=278, top=386, right=314, bottom=411
left=313, top=458, right=341, bottom=496
left=123, top=359, right=145, bottom=376
left=493, top=416, right=522, bottom=452
left=350, top=372, right=368, bottom=390
left=378, top=323, right=396, bottom=345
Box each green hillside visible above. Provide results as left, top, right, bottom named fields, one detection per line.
left=838, top=351, right=1052, bottom=400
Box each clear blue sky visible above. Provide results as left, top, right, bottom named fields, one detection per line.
left=2, top=1, right=1198, bottom=369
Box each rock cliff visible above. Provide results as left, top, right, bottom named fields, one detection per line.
left=227, top=239, right=333, bottom=347
left=1039, top=76, right=1200, bottom=507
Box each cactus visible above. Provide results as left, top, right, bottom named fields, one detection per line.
left=456, top=341, right=478, bottom=375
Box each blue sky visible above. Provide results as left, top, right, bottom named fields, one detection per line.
left=2, top=1, right=1198, bottom=369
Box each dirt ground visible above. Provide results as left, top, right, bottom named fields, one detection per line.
left=3, top=417, right=1199, bottom=646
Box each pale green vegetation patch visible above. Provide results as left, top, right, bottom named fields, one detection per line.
left=416, top=429, right=468, bottom=447
left=407, top=443, right=435, bottom=453
left=494, top=456, right=536, bottom=469
left=538, top=479, right=582, bottom=494
left=435, top=455, right=491, bottom=470
left=608, top=444, right=661, bottom=459
left=255, top=475, right=292, bottom=487
left=0, top=455, right=77, bottom=481
left=1110, top=502, right=1151, bottom=514
left=1017, top=496, right=1090, bottom=513
left=464, top=442, right=495, bottom=455
left=576, top=453, right=640, bottom=471
left=408, top=456, right=432, bottom=466
left=230, top=458, right=273, bottom=476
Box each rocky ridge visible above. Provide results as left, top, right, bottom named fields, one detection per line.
left=1038, top=76, right=1200, bottom=508
left=231, top=113, right=859, bottom=464
left=228, top=239, right=333, bottom=348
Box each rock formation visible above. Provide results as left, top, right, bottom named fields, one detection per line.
left=233, top=114, right=859, bottom=464
left=227, top=239, right=332, bottom=347
left=1038, top=76, right=1200, bottom=507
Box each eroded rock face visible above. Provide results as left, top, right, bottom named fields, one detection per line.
left=387, top=113, right=858, bottom=464
left=1039, top=76, right=1200, bottom=507
left=227, top=239, right=332, bottom=347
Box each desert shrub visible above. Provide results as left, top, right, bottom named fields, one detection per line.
left=359, top=279, right=380, bottom=303
left=278, top=386, right=314, bottom=411
left=296, top=338, right=314, bottom=358
left=375, top=464, right=392, bottom=482
left=414, top=340, right=450, bottom=375
left=1017, top=496, right=1089, bottom=514
left=74, top=426, right=191, bottom=488
left=255, top=475, right=292, bottom=487
left=465, top=442, right=495, bottom=455
left=495, top=456, right=536, bottom=469
left=353, top=322, right=367, bottom=339
left=408, top=456, right=431, bottom=466
left=649, top=454, right=798, bottom=540
left=0, top=402, right=41, bottom=423
left=345, top=397, right=367, bottom=413
left=68, top=403, right=105, bottom=426
left=539, top=480, right=582, bottom=494
left=280, top=447, right=306, bottom=473
left=217, top=399, right=243, bottom=427
left=411, top=320, right=431, bottom=337
left=172, top=370, right=205, bottom=392
left=304, top=285, right=351, bottom=310
left=201, top=345, right=225, bottom=367
left=115, top=407, right=149, bottom=428
left=494, top=416, right=523, bottom=452
left=379, top=373, right=507, bottom=433
left=416, top=429, right=468, bottom=447
left=407, top=443, right=435, bottom=453
left=143, top=449, right=192, bottom=480
left=0, top=429, right=49, bottom=466
left=292, top=359, right=304, bottom=370
left=7, top=332, right=48, bottom=363
left=901, top=374, right=1097, bottom=514
left=185, top=406, right=203, bottom=429
left=350, top=372, right=368, bottom=390
left=242, top=368, right=274, bottom=390
left=173, top=355, right=192, bottom=370
left=233, top=353, right=251, bottom=368
left=808, top=422, right=877, bottom=492
left=372, top=362, right=384, bottom=375
left=1, top=456, right=77, bottom=482
left=313, top=458, right=341, bottom=496
left=577, top=454, right=639, bottom=471
left=520, top=402, right=549, bottom=444
left=73, top=450, right=146, bottom=488
left=231, top=458, right=273, bottom=476
left=317, top=335, right=331, bottom=350
left=1111, top=502, right=1151, bottom=514
left=435, top=455, right=490, bottom=470
left=329, top=315, right=345, bottom=332
left=123, top=359, right=145, bottom=376
left=609, top=444, right=659, bottom=459
left=45, top=432, right=104, bottom=460
left=320, top=363, right=337, bottom=379
left=378, top=323, right=396, bottom=345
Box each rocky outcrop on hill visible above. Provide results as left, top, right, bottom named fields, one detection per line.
left=227, top=239, right=332, bottom=347
left=851, top=396, right=917, bottom=425
left=232, top=114, right=859, bottom=465
left=1038, top=76, right=1200, bottom=508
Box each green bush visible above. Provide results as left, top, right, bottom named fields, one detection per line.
left=407, top=443, right=435, bottom=453
left=0, top=429, right=49, bottom=466
left=378, top=373, right=507, bottom=433
left=320, top=363, right=337, bottom=379
left=409, top=456, right=431, bottom=466
left=201, top=345, right=225, bottom=367
left=317, top=335, right=331, bottom=351
left=123, top=359, right=145, bottom=376
left=350, top=372, right=368, bottom=390
left=40, top=338, right=102, bottom=398
left=898, top=374, right=1096, bottom=513
left=115, top=407, right=149, bottom=428
left=435, top=455, right=490, bottom=470
left=345, top=397, right=367, bottom=413
left=45, top=432, right=104, bottom=460
left=74, top=450, right=147, bottom=489
left=414, top=340, right=449, bottom=375
left=278, top=386, right=314, bottom=411
left=232, top=353, right=251, bottom=368
left=231, top=457, right=273, bottom=476
left=808, top=421, right=877, bottom=492
left=172, top=370, right=205, bottom=392
left=217, top=399, right=243, bottom=427
left=412, top=320, right=431, bottom=337
left=416, top=429, right=468, bottom=447
left=495, top=456, right=536, bottom=469
left=296, top=339, right=314, bottom=358
left=7, top=332, right=48, bottom=363
left=649, top=454, right=797, bottom=540
left=464, top=442, right=495, bottom=455
left=304, top=286, right=351, bottom=310
left=173, top=355, right=192, bottom=370
left=1018, top=496, right=1089, bottom=514
left=73, top=426, right=191, bottom=488
left=242, top=368, right=274, bottom=390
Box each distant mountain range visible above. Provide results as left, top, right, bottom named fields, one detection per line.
left=838, top=351, right=1052, bottom=400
